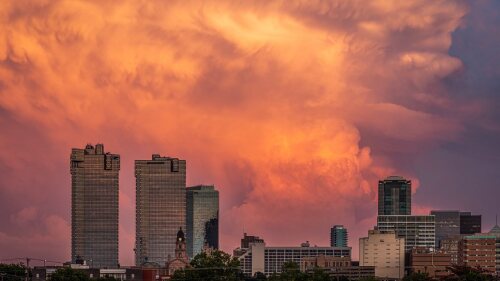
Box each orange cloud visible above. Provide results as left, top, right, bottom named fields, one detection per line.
left=0, top=0, right=469, bottom=263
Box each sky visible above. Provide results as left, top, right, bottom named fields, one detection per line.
left=0, top=0, right=499, bottom=266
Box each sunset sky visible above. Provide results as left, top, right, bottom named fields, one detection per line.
left=1, top=0, right=500, bottom=265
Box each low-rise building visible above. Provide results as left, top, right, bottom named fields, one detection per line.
left=410, top=247, right=452, bottom=278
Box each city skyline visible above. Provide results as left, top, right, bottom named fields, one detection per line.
left=1, top=0, right=500, bottom=268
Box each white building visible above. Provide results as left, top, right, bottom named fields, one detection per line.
left=359, top=230, right=405, bottom=279
left=377, top=215, right=435, bottom=252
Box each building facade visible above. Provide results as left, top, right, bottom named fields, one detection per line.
left=458, top=234, right=496, bottom=273
left=430, top=210, right=461, bottom=248
left=234, top=236, right=351, bottom=276
left=331, top=225, right=348, bottom=247
left=378, top=176, right=411, bottom=216
left=359, top=230, right=405, bottom=279
left=135, top=155, right=187, bottom=266
left=440, top=236, right=461, bottom=265
left=460, top=212, right=482, bottom=235
left=186, top=185, right=219, bottom=258
left=410, top=248, right=452, bottom=278
left=70, top=144, right=120, bottom=268
left=377, top=215, right=436, bottom=252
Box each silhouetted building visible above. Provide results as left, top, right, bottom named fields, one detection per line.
left=460, top=212, right=482, bottom=234
left=330, top=225, right=348, bottom=247
left=431, top=210, right=461, bottom=248
left=70, top=144, right=120, bottom=268
left=378, top=176, right=411, bottom=215
left=240, top=233, right=264, bottom=249
left=186, top=185, right=219, bottom=258
left=135, top=155, right=186, bottom=266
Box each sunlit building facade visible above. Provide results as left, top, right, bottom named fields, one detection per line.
left=186, top=185, right=219, bottom=258
left=70, top=144, right=120, bottom=268
left=135, top=155, right=186, bottom=266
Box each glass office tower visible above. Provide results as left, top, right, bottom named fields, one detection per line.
left=70, top=144, right=120, bottom=268
left=330, top=225, right=348, bottom=247
left=378, top=176, right=411, bottom=215
left=186, top=185, right=219, bottom=258
left=135, top=155, right=186, bottom=266
left=460, top=212, right=482, bottom=234
left=430, top=210, right=461, bottom=248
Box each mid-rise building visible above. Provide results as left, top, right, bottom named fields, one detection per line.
left=440, top=236, right=461, bottom=264
left=186, top=185, right=219, bottom=258
left=488, top=224, right=500, bottom=275
left=430, top=210, right=461, bottom=248
left=458, top=234, right=496, bottom=273
left=377, top=215, right=435, bottom=252
left=70, top=144, right=120, bottom=268
left=330, top=225, right=348, bottom=247
left=135, top=155, right=187, bottom=266
left=301, top=256, right=375, bottom=280
left=359, top=230, right=405, bottom=279
left=234, top=235, right=351, bottom=276
left=410, top=247, right=452, bottom=278
left=378, top=176, right=411, bottom=216
left=460, top=212, right=482, bottom=235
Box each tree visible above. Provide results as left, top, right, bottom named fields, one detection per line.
left=171, top=249, right=243, bottom=281
left=278, top=261, right=308, bottom=281
left=0, top=264, right=26, bottom=281
left=50, top=267, right=89, bottom=281
left=403, top=272, right=432, bottom=281
left=309, top=267, right=332, bottom=281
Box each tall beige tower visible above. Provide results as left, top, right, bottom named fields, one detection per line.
left=359, top=230, right=405, bottom=279
left=70, top=144, right=120, bottom=268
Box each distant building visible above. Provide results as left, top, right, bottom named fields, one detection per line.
left=377, top=215, right=435, bottom=252
left=458, top=234, right=496, bottom=273
left=378, top=176, right=411, bottom=215
left=186, top=185, right=219, bottom=258
left=240, top=233, right=264, bottom=249
left=359, top=230, right=405, bottom=279
left=460, top=212, right=482, bottom=235
left=135, top=155, right=187, bottom=266
left=488, top=224, right=500, bottom=275
left=430, top=210, right=482, bottom=248
left=70, top=144, right=120, bottom=268
left=32, top=266, right=142, bottom=281
left=234, top=234, right=351, bottom=277
left=330, top=225, right=348, bottom=247
left=301, top=256, right=374, bottom=280
left=165, top=228, right=190, bottom=276
left=440, top=236, right=461, bottom=264
left=410, top=247, right=452, bottom=278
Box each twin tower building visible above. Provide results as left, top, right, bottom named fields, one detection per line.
left=70, top=144, right=219, bottom=268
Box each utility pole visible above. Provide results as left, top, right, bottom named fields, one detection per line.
left=25, top=257, right=31, bottom=281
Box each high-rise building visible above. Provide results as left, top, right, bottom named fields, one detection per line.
left=460, top=212, right=481, bottom=234
left=70, top=144, right=120, bottom=268
left=430, top=210, right=482, bottom=248
left=331, top=225, right=348, bottom=247
left=135, top=155, right=186, bottom=266
left=378, top=176, right=411, bottom=215
left=431, top=210, right=461, bottom=248
left=376, top=215, right=435, bottom=252
left=359, top=230, right=405, bottom=279
left=186, top=185, right=219, bottom=258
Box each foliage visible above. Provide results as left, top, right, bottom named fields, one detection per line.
left=50, top=267, right=89, bottom=281
left=171, top=249, right=243, bottom=281
left=0, top=264, right=27, bottom=281
left=444, top=265, right=497, bottom=281
left=403, top=272, right=432, bottom=281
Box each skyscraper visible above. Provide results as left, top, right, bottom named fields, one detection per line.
left=70, top=144, right=120, bottom=268
left=135, top=155, right=186, bottom=266
left=378, top=176, right=411, bottom=215
left=186, top=185, right=219, bottom=258
left=330, top=225, right=348, bottom=247
left=459, top=212, right=481, bottom=234
left=430, top=210, right=461, bottom=248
